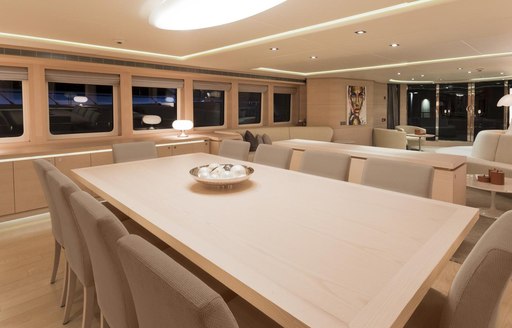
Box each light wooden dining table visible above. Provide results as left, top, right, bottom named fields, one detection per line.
left=72, top=153, right=478, bottom=328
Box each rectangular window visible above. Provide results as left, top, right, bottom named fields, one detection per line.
left=193, top=81, right=230, bottom=128
left=132, top=77, right=183, bottom=130
left=0, top=67, right=27, bottom=139
left=273, top=94, right=291, bottom=123
left=47, top=70, right=119, bottom=136
left=238, top=84, right=266, bottom=125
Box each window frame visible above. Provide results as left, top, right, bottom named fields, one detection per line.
left=192, top=81, right=230, bottom=130
left=45, top=70, right=120, bottom=139
left=0, top=66, right=29, bottom=143
left=238, top=84, right=267, bottom=127
left=131, top=76, right=183, bottom=133
left=273, top=86, right=295, bottom=124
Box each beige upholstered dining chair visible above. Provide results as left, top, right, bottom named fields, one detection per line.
left=32, top=159, right=68, bottom=306
left=112, top=141, right=158, bottom=163
left=68, top=190, right=234, bottom=328
left=298, top=150, right=351, bottom=180
left=406, top=209, right=512, bottom=328
left=117, top=234, right=282, bottom=328
left=218, top=139, right=250, bottom=161
left=46, top=170, right=95, bottom=327
left=253, top=144, right=293, bottom=169
left=361, top=157, right=434, bottom=198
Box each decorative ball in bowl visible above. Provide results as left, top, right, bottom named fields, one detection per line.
left=189, top=163, right=254, bottom=187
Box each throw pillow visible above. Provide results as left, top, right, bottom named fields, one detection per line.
left=256, top=134, right=264, bottom=147
left=244, top=130, right=258, bottom=151
left=262, top=133, right=272, bottom=145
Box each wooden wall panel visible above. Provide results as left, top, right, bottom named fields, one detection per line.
left=14, top=159, right=54, bottom=213
left=0, top=162, right=15, bottom=216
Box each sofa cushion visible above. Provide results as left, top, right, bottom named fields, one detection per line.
left=262, top=133, right=272, bottom=145
left=244, top=130, right=258, bottom=151
left=372, top=128, right=407, bottom=149
left=471, top=130, right=501, bottom=161
left=495, top=134, right=512, bottom=164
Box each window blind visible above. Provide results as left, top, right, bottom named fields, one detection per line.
left=193, top=81, right=231, bottom=91
left=239, top=84, right=268, bottom=93
left=132, top=76, right=184, bottom=89
left=0, top=66, right=28, bottom=81
left=46, top=70, right=119, bottom=85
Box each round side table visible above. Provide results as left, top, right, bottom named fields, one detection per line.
left=466, top=174, right=512, bottom=219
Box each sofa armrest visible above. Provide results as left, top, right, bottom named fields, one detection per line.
left=372, top=128, right=407, bottom=149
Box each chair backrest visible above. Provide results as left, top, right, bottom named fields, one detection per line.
left=68, top=190, right=138, bottom=328
left=299, top=150, right=351, bottom=180
left=253, top=144, right=293, bottom=169
left=440, top=210, right=512, bottom=328
left=117, top=234, right=239, bottom=328
left=33, top=159, right=63, bottom=245
left=361, top=157, right=434, bottom=198
left=218, top=139, right=250, bottom=161
left=46, top=170, right=94, bottom=287
left=112, top=141, right=158, bottom=163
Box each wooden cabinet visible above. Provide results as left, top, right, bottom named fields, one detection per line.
left=3, top=138, right=211, bottom=220
left=172, top=141, right=209, bottom=156
left=0, top=162, right=14, bottom=216
left=14, top=158, right=54, bottom=213
left=157, top=146, right=173, bottom=157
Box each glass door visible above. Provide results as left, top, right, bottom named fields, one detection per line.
left=438, top=83, right=468, bottom=141
left=474, top=81, right=505, bottom=138
left=407, top=84, right=436, bottom=134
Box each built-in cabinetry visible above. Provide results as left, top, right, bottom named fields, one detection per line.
left=0, top=162, right=15, bottom=216
left=0, top=138, right=209, bottom=222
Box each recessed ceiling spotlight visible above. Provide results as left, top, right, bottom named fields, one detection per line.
left=457, top=67, right=463, bottom=70
left=411, top=78, right=415, bottom=81
left=468, top=71, right=472, bottom=74
left=389, top=43, right=400, bottom=47
left=355, top=30, right=366, bottom=35
left=500, top=72, right=505, bottom=75
left=310, top=55, right=318, bottom=59
left=270, top=47, right=279, bottom=51
left=397, top=72, right=401, bottom=75
left=421, top=74, right=425, bottom=77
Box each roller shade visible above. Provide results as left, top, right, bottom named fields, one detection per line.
left=274, top=86, right=297, bottom=94
left=193, top=81, right=231, bottom=91
left=132, top=76, right=184, bottom=89
left=46, top=70, right=119, bottom=86
left=239, top=84, right=268, bottom=93
left=0, top=66, right=28, bottom=81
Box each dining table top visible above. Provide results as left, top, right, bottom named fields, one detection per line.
left=72, top=153, right=478, bottom=328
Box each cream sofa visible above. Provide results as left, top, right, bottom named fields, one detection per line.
left=436, top=130, right=512, bottom=177
left=214, top=126, right=334, bottom=143
left=395, top=125, right=427, bottom=150
left=372, top=128, right=407, bottom=149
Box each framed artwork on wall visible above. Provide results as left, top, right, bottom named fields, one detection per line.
left=347, top=85, right=367, bottom=125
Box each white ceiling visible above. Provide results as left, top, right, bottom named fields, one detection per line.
left=1, top=0, right=511, bottom=83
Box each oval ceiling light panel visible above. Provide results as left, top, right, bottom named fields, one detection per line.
left=150, top=0, right=286, bottom=30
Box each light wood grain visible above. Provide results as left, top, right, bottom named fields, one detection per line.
left=0, top=162, right=15, bottom=216
left=72, top=153, right=478, bottom=328
left=13, top=159, right=53, bottom=213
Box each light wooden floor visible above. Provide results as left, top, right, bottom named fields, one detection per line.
left=0, top=213, right=511, bottom=328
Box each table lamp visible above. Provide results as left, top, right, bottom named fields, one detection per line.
left=497, top=94, right=512, bottom=133
left=172, top=120, right=193, bottom=137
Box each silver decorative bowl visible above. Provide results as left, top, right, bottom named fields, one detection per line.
left=189, top=164, right=254, bottom=186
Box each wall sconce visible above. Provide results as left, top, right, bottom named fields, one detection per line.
left=172, top=120, right=193, bottom=137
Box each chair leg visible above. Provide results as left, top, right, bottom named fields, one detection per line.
left=82, top=285, right=95, bottom=328
left=63, top=269, right=77, bottom=324
left=60, top=260, right=69, bottom=308
left=50, top=240, right=61, bottom=284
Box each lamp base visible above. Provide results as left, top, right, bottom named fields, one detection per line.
left=177, top=131, right=188, bottom=138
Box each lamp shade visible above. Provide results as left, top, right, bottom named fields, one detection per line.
left=497, top=94, right=512, bottom=107
left=172, top=120, right=193, bottom=137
